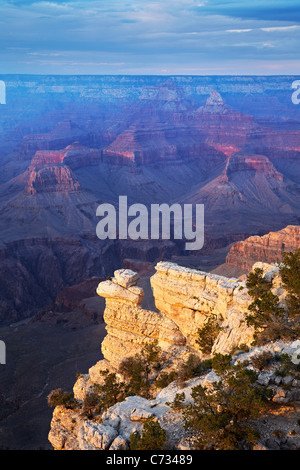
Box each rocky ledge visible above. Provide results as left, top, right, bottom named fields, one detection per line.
left=48, top=261, right=300, bottom=450
left=49, top=338, right=300, bottom=451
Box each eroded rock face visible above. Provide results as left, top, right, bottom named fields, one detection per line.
left=30, top=143, right=101, bottom=169
left=25, top=165, right=81, bottom=194
left=97, top=261, right=292, bottom=359
left=96, top=262, right=288, bottom=362
left=48, top=261, right=299, bottom=451
left=226, top=225, right=300, bottom=273
left=224, top=153, right=283, bottom=181
left=97, top=268, right=186, bottom=369
left=151, top=262, right=247, bottom=349
left=48, top=406, right=119, bottom=450
left=20, top=121, right=91, bottom=157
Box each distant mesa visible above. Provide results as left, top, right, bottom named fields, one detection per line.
left=31, top=150, right=66, bottom=166
left=139, top=79, right=183, bottom=103
left=183, top=150, right=298, bottom=238
left=23, top=141, right=102, bottom=194
left=23, top=140, right=104, bottom=195
left=30, top=142, right=101, bottom=169
left=190, top=90, right=257, bottom=155
left=223, top=153, right=283, bottom=182
left=20, top=121, right=91, bottom=156
left=102, top=128, right=143, bottom=165
left=24, top=121, right=76, bottom=140
left=195, top=89, right=228, bottom=114
left=206, top=90, right=224, bottom=106
left=25, top=165, right=81, bottom=195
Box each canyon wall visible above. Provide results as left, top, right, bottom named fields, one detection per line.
left=226, top=225, right=300, bottom=273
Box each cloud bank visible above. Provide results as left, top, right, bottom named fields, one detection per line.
left=0, top=0, right=299, bottom=74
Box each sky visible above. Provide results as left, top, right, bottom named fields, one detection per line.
left=0, top=0, right=300, bottom=75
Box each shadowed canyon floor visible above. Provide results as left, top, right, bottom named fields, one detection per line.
left=0, top=321, right=106, bottom=449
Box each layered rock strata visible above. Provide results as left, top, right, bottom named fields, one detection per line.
left=226, top=225, right=300, bottom=273
left=91, top=262, right=288, bottom=369
left=151, top=262, right=245, bottom=349
left=49, top=261, right=298, bottom=451
left=96, top=268, right=186, bottom=369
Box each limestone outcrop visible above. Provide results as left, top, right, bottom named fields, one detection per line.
left=80, top=261, right=287, bottom=370
left=48, top=261, right=299, bottom=451
left=48, top=338, right=300, bottom=451
left=96, top=268, right=187, bottom=370
left=151, top=262, right=247, bottom=350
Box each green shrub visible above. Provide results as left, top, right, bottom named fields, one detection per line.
left=155, top=371, right=177, bottom=389
left=245, top=265, right=298, bottom=345
left=168, top=392, right=185, bottom=411
left=129, top=417, right=167, bottom=450
left=251, top=351, right=273, bottom=371
left=211, top=353, right=232, bottom=373
left=246, top=267, right=271, bottom=298
left=279, top=249, right=300, bottom=320
left=245, top=253, right=300, bottom=345
left=119, top=340, right=162, bottom=399
left=176, top=354, right=211, bottom=387
left=82, top=370, right=126, bottom=418
left=239, top=344, right=250, bottom=352
left=196, top=316, right=222, bottom=355
left=273, top=353, right=300, bottom=380
left=119, top=356, right=151, bottom=398
left=98, top=370, right=126, bottom=407
left=47, top=388, right=78, bottom=409
left=83, top=389, right=103, bottom=418
left=230, top=344, right=250, bottom=356
left=182, top=355, right=273, bottom=450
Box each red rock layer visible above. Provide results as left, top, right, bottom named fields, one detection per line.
left=30, top=142, right=101, bottom=168
left=224, top=153, right=283, bottom=181
left=25, top=165, right=80, bottom=194
left=102, top=90, right=257, bottom=166
left=226, top=225, right=300, bottom=272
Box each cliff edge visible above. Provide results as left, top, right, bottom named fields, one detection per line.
left=48, top=261, right=300, bottom=450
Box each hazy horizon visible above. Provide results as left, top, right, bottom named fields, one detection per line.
left=0, top=73, right=299, bottom=77
left=0, top=0, right=299, bottom=75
